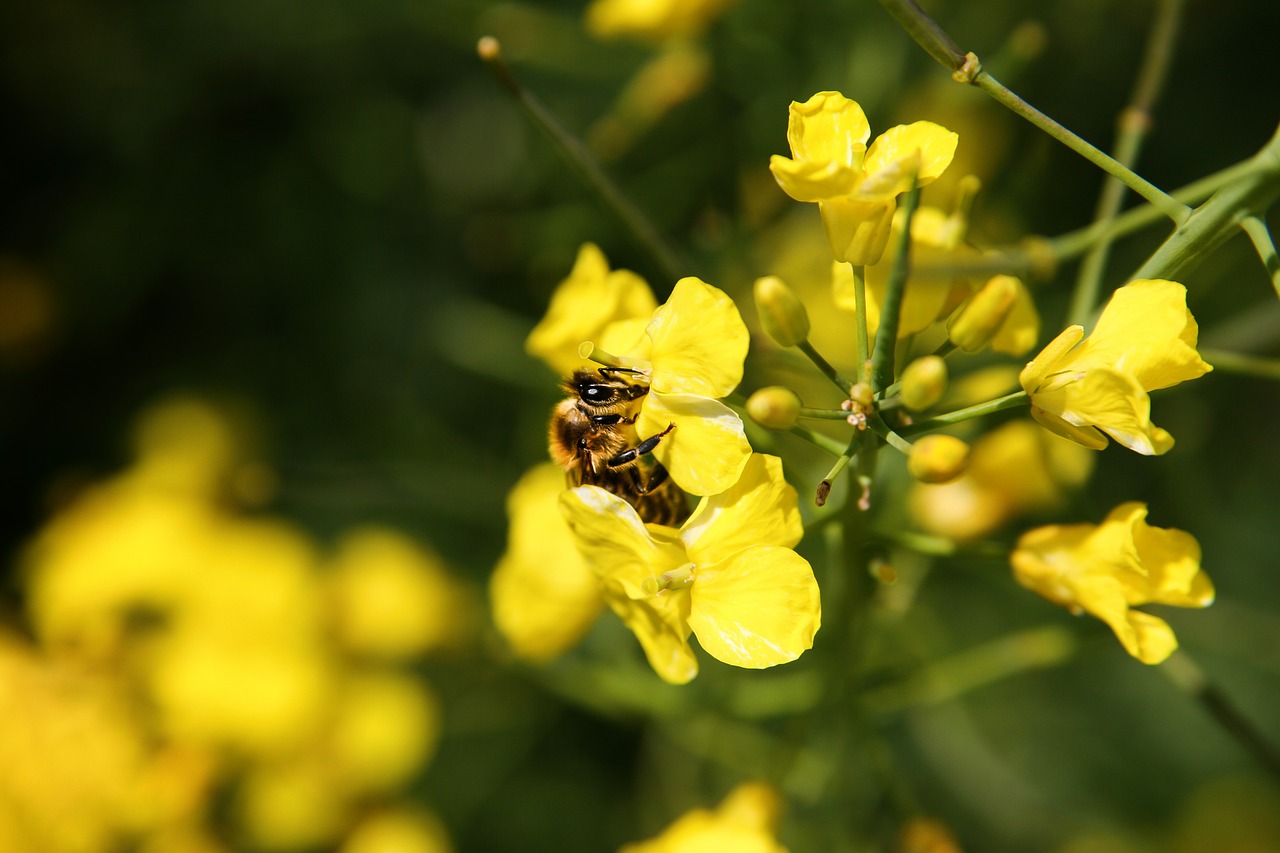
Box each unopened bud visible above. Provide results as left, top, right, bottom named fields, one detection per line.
left=947, top=275, right=1020, bottom=352
left=899, top=355, right=948, bottom=412
left=753, top=276, right=810, bottom=347
left=907, top=435, right=970, bottom=484
left=746, top=386, right=801, bottom=430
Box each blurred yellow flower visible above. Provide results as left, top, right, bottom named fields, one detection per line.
left=0, top=635, right=158, bottom=853
left=1011, top=502, right=1213, bottom=664
left=910, top=419, right=1094, bottom=541
left=526, top=242, right=657, bottom=376
left=329, top=672, right=441, bottom=793
left=342, top=809, right=454, bottom=853
left=770, top=91, right=957, bottom=265
left=585, top=0, right=738, bottom=41
left=606, top=276, right=753, bottom=496
left=1020, top=279, right=1212, bottom=454
left=16, top=395, right=457, bottom=852
left=328, top=526, right=477, bottom=659
left=560, top=454, right=819, bottom=684
left=491, top=463, right=605, bottom=662
left=620, top=781, right=788, bottom=853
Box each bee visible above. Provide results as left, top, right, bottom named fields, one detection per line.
left=549, top=367, right=690, bottom=526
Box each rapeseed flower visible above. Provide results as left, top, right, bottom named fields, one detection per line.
left=586, top=0, right=738, bottom=41
left=619, top=781, right=788, bottom=853
left=592, top=275, right=753, bottom=496
left=490, top=464, right=605, bottom=662
left=1020, top=279, right=1212, bottom=454
left=560, top=454, right=819, bottom=684
left=1011, top=502, right=1213, bottom=664
left=770, top=91, right=957, bottom=265
left=526, top=242, right=657, bottom=376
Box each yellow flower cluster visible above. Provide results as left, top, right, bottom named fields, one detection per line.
left=499, top=86, right=1223, bottom=681
left=494, top=245, right=820, bottom=683
left=5, top=398, right=467, bottom=852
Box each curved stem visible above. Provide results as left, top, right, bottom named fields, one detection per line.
left=1162, top=650, right=1280, bottom=785
left=899, top=390, right=1029, bottom=435
left=798, top=339, right=855, bottom=395
left=477, top=37, right=693, bottom=285
left=973, top=69, right=1189, bottom=225
left=1240, top=216, right=1280, bottom=300
left=1068, top=0, right=1185, bottom=325
left=872, top=184, right=920, bottom=393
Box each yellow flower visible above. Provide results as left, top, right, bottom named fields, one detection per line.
left=490, top=464, right=605, bottom=662
left=1020, top=279, right=1212, bottom=454
left=327, top=527, right=477, bottom=659
left=1011, top=502, right=1213, bottom=664
left=910, top=419, right=1094, bottom=541
left=620, top=782, right=788, bottom=853
left=831, top=206, right=975, bottom=337
left=586, top=0, right=738, bottom=41
left=526, top=243, right=658, bottom=376
left=601, top=276, right=753, bottom=496
left=770, top=91, right=957, bottom=265
left=560, top=454, right=819, bottom=684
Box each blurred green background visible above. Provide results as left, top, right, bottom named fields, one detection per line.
left=3, top=0, right=1280, bottom=851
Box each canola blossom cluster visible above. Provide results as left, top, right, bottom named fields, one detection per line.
left=494, top=89, right=1219, bottom=694
left=3, top=399, right=468, bottom=853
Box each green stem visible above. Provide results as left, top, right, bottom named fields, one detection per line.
left=869, top=412, right=913, bottom=454
left=851, top=264, right=871, bottom=383
left=1162, top=650, right=1280, bottom=786
left=872, top=0, right=1188, bottom=223
left=872, top=184, right=920, bottom=393
left=973, top=70, right=1189, bottom=224
left=1240, top=216, right=1280, bottom=301
left=1199, top=348, right=1280, bottom=381
left=477, top=37, right=691, bottom=285
left=1068, top=0, right=1184, bottom=325
left=798, top=339, right=855, bottom=395
left=1133, top=122, right=1280, bottom=281
left=799, top=407, right=858, bottom=421
left=899, top=390, right=1029, bottom=435
left=788, top=424, right=849, bottom=456
left=910, top=158, right=1271, bottom=281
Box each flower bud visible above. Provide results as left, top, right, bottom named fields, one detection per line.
left=907, top=435, right=970, bottom=484
left=946, top=274, right=1020, bottom=352
left=898, top=355, right=948, bottom=412
left=746, top=386, right=801, bottom=430
left=753, top=276, right=810, bottom=347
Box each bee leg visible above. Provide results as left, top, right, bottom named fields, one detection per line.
left=636, top=463, right=670, bottom=495
left=605, top=423, right=676, bottom=469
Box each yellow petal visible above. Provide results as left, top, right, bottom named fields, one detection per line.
left=1077, top=279, right=1212, bottom=392
left=688, top=545, right=820, bottom=669
left=1119, top=610, right=1179, bottom=664
left=1028, top=406, right=1110, bottom=451
left=525, top=243, right=657, bottom=375
left=559, top=486, right=684, bottom=598
left=601, top=578, right=698, bottom=684
left=680, top=454, right=802, bottom=562
left=491, top=465, right=604, bottom=663
left=785, top=91, right=870, bottom=170
left=1020, top=325, right=1085, bottom=393
left=1040, top=366, right=1174, bottom=455
left=769, top=154, right=860, bottom=204
left=646, top=277, right=748, bottom=398
left=819, top=196, right=895, bottom=265
left=1131, top=510, right=1214, bottom=607
left=862, top=121, right=958, bottom=191
left=637, top=393, right=752, bottom=496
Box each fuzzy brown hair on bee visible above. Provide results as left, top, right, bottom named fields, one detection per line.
left=549, top=367, right=690, bottom=527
